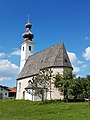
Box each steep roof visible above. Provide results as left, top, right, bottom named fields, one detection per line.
left=17, top=42, right=73, bottom=80
left=8, top=88, right=16, bottom=92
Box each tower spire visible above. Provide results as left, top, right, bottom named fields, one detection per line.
left=20, top=17, right=35, bottom=71
left=22, top=16, right=34, bottom=41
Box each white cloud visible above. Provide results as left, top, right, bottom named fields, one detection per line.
left=81, top=64, right=87, bottom=69
left=73, top=67, right=80, bottom=73
left=83, top=47, right=90, bottom=60
left=0, top=77, right=11, bottom=81
left=67, top=51, right=84, bottom=73
left=0, top=52, right=5, bottom=58
left=76, top=75, right=83, bottom=78
left=67, top=51, right=77, bottom=64
left=0, top=59, right=19, bottom=81
left=11, top=48, right=21, bottom=56
left=67, top=51, right=83, bottom=65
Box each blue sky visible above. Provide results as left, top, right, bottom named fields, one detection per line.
left=0, top=0, right=90, bottom=87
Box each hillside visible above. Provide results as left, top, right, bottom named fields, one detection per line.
left=0, top=100, right=90, bottom=120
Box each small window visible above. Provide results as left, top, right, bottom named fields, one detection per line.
left=19, top=82, right=21, bottom=92
left=28, top=80, right=32, bottom=84
left=23, top=46, right=24, bottom=51
left=65, top=59, right=67, bottom=62
left=19, top=82, right=21, bottom=89
left=29, top=46, right=31, bottom=51
left=5, top=93, right=7, bottom=95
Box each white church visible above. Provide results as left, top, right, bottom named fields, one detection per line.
left=16, top=18, right=73, bottom=101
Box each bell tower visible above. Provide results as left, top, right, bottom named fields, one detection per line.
left=20, top=17, right=34, bottom=71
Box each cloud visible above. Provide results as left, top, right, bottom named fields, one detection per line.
left=0, top=77, right=11, bottom=81
left=67, top=51, right=84, bottom=74
left=81, top=64, right=88, bottom=69
left=82, top=47, right=90, bottom=60
left=76, top=75, right=83, bottom=78
left=0, top=48, right=20, bottom=83
left=73, top=67, right=80, bottom=73
left=67, top=51, right=79, bottom=73
left=67, top=51, right=83, bottom=65
left=67, top=51, right=77, bottom=64
left=11, top=48, right=21, bottom=56
left=0, top=59, right=19, bottom=81
left=0, top=52, right=5, bottom=58
left=67, top=51, right=89, bottom=76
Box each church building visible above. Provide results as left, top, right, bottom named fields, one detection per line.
left=16, top=18, right=73, bottom=100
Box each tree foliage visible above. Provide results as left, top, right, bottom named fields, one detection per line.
left=28, top=68, right=53, bottom=103
left=54, top=71, right=90, bottom=101
left=54, top=70, right=73, bottom=100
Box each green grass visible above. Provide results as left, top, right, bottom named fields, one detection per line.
left=0, top=100, right=90, bottom=120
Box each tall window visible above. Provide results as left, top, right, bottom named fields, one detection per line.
left=23, top=46, right=24, bottom=51
left=29, top=46, right=31, bottom=51
left=19, top=82, right=21, bottom=92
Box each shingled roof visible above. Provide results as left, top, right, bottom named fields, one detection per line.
left=17, top=42, right=73, bottom=80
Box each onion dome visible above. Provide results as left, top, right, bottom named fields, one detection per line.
left=22, top=16, right=34, bottom=41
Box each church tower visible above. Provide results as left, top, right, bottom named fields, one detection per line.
left=20, top=17, right=34, bottom=71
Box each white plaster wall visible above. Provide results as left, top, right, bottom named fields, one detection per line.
left=16, top=67, right=72, bottom=101
left=52, top=67, right=64, bottom=76
left=46, top=83, right=62, bottom=100
left=25, top=41, right=34, bottom=57
left=20, top=40, right=34, bottom=71
left=52, top=67, right=72, bottom=76
left=3, top=89, right=9, bottom=99
left=16, top=77, right=33, bottom=100
left=16, top=77, right=44, bottom=101
left=47, top=67, right=72, bottom=100
left=0, top=87, right=9, bottom=99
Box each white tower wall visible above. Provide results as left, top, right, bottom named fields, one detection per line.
left=20, top=40, right=34, bottom=71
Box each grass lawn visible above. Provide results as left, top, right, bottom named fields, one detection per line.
left=0, top=100, right=90, bottom=120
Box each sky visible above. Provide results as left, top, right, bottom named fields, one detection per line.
left=0, top=0, right=90, bottom=87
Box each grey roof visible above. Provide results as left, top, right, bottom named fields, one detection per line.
left=17, top=42, right=73, bottom=80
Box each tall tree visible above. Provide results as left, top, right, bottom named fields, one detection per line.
left=54, top=70, right=73, bottom=100
left=27, top=68, right=53, bottom=103
left=54, top=72, right=90, bottom=101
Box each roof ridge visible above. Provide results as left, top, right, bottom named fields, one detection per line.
left=53, top=43, right=64, bottom=66
left=28, top=42, right=64, bottom=58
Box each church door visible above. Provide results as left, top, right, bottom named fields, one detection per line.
left=23, top=91, right=25, bottom=99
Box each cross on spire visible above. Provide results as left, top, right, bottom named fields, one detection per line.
left=28, top=15, right=30, bottom=23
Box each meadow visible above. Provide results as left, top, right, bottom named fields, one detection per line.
left=0, top=100, right=90, bottom=120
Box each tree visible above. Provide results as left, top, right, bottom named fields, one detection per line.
left=86, top=75, right=90, bottom=98
left=27, top=68, right=53, bottom=103
left=68, top=78, right=83, bottom=99
left=54, top=72, right=90, bottom=101
left=54, top=70, right=73, bottom=100
left=86, top=75, right=90, bottom=81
